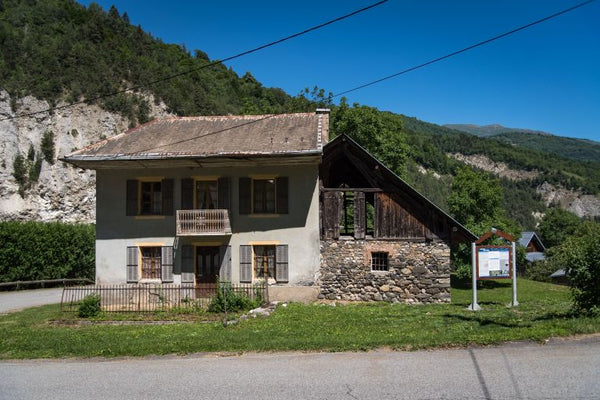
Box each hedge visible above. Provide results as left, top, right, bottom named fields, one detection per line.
left=0, top=221, right=94, bottom=283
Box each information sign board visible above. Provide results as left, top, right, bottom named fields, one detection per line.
left=477, top=246, right=511, bottom=279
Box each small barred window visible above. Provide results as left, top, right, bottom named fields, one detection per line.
left=371, top=252, right=389, bottom=271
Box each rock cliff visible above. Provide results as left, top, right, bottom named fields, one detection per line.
left=0, top=91, right=169, bottom=223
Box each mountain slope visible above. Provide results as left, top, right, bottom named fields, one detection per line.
left=444, top=124, right=600, bottom=163
left=0, top=0, right=598, bottom=228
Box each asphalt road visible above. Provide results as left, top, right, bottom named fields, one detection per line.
left=1, top=335, right=599, bottom=400
left=0, top=287, right=64, bottom=313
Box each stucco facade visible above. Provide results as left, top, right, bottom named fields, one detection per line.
left=95, top=163, right=321, bottom=288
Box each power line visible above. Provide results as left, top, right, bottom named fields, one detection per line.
left=109, top=0, right=596, bottom=157
left=0, top=0, right=388, bottom=122
left=332, top=0, right=596, bottom=99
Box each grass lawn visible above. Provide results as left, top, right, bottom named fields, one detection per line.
left=1, top=279, right=599, bottom=359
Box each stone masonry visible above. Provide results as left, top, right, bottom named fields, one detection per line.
left=319, top=239, right=451, bottom=303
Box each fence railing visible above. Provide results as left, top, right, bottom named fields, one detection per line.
left=60, top=283, right=266, bottom=313
left=176, top=209, right=232, bottom=236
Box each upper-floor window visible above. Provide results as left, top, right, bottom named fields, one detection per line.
left=126, top=178, right=173, bottom=216
left=239, top=177, right=288, bottom=215
left=141, top=181, right=162, bottom=215
left=253, top=179, right=276, bottom=214
left=196, top=180, right=218, bottom=209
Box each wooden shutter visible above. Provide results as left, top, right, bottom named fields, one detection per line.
left=181, top=178, right=194, bottom=210
left=219, top=245, right=232, bottom=282
left=354, top=191, right=365, bottom=240
left=126, top=246, right=139, bottom=283
left=161, top=246, right=174, bottom=282
left=322, top=191, right=343, bottom=239
left=162, top=179, right=174, bottom=216
left=217, top=177, right=230, bottom=210
left=275, top=244, right=289, bottom=283
left=126, top=180, right=138, bottom=216
left=181, top=245, right=194, bottom=284
left=239, top=177, right=251, bottom=215
left=239, top=245, right=252, bottom=283
left=276, top=177, right=288, bottom=214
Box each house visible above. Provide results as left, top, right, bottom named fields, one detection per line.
left=318, top=134, right=475, bottom=303
left=518, top=231, right=546, bottom=262
left=62, top=110, right=475, bottom=303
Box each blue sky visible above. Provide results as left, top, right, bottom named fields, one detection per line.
left=78, top=1, right=599, bottom=142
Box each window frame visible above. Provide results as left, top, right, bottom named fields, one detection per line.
left=140, top=180, right=163, bottom=216
left=371, top=251, right=389, bottom=272
left=252, top=178, right=277, bottom=214
left=140, top=246, right=162, bottom=279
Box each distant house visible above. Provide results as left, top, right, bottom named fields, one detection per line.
left=62, top=110, right=475, bottom=303
left=518, top=231, right=546, bottom=262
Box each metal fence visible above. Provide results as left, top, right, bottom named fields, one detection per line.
left=61, top=283, right=267, bottom=313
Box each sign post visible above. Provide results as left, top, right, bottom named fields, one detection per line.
left=467, top=241, right=481, bottom=311
left=468, top=229, right=518, bottom=311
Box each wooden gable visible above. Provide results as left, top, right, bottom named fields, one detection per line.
left=320, top=135, right=475, bottom=244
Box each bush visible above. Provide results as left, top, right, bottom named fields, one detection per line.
left=563, top=223, right=600, bottom=314
left=41, top=131, right=55, bottom=164
left=78, top=293, right=101, bottom=317
left=0, top=221, right=95, bottom=283
left=208, top=280, right=263, bottom=313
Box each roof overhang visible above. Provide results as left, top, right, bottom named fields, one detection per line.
left=60, top=151, right=322, bottom=170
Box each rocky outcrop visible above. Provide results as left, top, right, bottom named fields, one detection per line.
left=0, top=91, right=170, bottom=223
left=448, top=153, right=539, bottom=181
left=448, top=152, right=600, bottom=219
left=537, top=182, right=600, bottom=218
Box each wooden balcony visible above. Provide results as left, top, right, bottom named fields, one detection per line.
left=176, top=209, right=232, bottom=236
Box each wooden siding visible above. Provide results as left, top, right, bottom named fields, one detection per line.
left=375, top=193, right=430, bottom=239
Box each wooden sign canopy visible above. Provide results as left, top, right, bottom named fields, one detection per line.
left=475, top=229, right=514, bottom=245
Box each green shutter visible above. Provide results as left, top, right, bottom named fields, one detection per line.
left=181, top=178, right=194, bottom=210
left=219, top=245, right=232, bottom=282
left=162, top=179, right=174, bottom=216
left=218, top=177, right=230, bottom=210
left=181, top=245, right=194, bottom=283
left=126, top=180, right=138, bottom=216
left=239, top=245, right=252, bottom=283
left=239, top=178, right=251, bottom=215
left=126, top=246, right=138, bottom=283
left=276, top=177, right=288, bottom=214
left=161, top=246, right=174, bottom=282
left=275, top=245, right=289, bottom=283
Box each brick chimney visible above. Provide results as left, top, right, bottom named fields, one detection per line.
left=316, top=108, right=330, bottom=144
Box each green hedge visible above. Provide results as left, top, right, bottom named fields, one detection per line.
left=0, top=222, right=95, bottom=283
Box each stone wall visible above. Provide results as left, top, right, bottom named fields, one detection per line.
left=319, top=239, right=451, bottom=303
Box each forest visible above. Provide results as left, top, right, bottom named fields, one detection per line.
left=1, top=0, right=598, bottom=232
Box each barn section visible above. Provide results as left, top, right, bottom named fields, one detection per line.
left=318, top=135, right=476, bottom=303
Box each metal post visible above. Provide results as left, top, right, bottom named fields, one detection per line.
left=467, top=242, right=481, bottom=311
left=511, top=241, right=519, bottom=307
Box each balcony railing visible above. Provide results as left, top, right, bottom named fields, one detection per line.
left=176, top=209, right=232, bottom=236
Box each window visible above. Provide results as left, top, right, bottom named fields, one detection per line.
left=371, top=251, right=389, bottom=271
left=140, top=181, right=162, bottom=215
left=196, top=180, right=218, bottom=209
left=239, top=244, right=288, bottom=283
left=239, top=177, right=288, bottom=215
left=254, top=245, right=276, bottom=279
left=126, top=246, right=174, bottom=283
left=126, top=179, right=173, bottom=216
left=253, top=179, right=276, bottom=214
left=141, top=246, right=162, bottom=279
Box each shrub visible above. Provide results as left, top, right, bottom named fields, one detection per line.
left=0, top=221, right=95, bottom=283
left=563, top=223, right=600, bottom=314
left=78, top=293, right=101, bottom=317
left=41, top=131, right=55, bottom=164
left=208, top=280, right=263, bottom=313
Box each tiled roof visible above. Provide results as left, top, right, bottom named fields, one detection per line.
left=62, top=112, right=326, bottom=167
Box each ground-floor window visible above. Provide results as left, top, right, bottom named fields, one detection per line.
left=371, top=251, right=389, bottom=271
left=254, top=245, right=276, bottom=279
left=141, top=246, right=162, bottom=279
